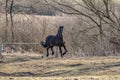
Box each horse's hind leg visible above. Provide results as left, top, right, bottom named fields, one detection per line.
left=51, top=47, right=54, bottom=55
left=59, top=46, right=63, bottom=57
left=46, top=47, right=49, bottom=57
left=63, top=45, right=67, bottom=56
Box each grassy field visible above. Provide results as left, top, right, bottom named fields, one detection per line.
left=0, top=53, right=120, bottom=80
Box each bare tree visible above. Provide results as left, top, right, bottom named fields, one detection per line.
left=4, top=0, right=15, bottom=42
left=44, top=0, right=120, bottom=55
left=5, top=0, right=9, bottom=42
left=10, top=0, right=14, bottom=42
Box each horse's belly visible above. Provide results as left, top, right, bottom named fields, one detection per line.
left=50, top=41, right=63, bottom=46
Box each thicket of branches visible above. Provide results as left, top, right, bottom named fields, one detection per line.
left=0, top=0, right=120, bottom=56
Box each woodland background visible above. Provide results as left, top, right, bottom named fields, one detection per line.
left=0, top=0, right=120, bottom=56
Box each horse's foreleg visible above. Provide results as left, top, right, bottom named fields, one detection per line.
left=59, top=46, right=63, bottom=57
left=46, top=47, right=49, bottom=57
left=51, top=47, right=54, bottom=55
left=63, top=45, right=67, bottom=56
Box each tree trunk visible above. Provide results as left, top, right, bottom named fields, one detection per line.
left=10, top=0, right=15, bottom=42
left=5, top=0, right=8, bottom=42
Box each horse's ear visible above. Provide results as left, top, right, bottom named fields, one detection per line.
left=59, top=26, right=64, bottom=28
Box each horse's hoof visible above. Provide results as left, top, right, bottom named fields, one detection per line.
left=63, top=52, right=67, bottom=56
left=61, top=55, right=63, bottom=58
left=52, top=53, right=54, bottom=55
left=41, top=56, right=44, bottom=58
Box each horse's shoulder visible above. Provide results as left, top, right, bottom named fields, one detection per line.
left=47, top=35, right=55, bottom=38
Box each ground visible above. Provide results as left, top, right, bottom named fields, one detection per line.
left=0, top=53, right=120, bottom=80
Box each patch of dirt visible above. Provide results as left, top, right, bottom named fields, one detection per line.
left=0, top=61, right=6, bottom=63
left=0, top=72, right=37, bottom=77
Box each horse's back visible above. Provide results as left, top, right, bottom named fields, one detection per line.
left=46, top=35, right=56, bottom=42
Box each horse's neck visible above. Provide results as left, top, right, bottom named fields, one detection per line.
left=56, top=31, right=63, bottom=39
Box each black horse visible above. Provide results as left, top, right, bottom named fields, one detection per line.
left=41, top=26, right=67, bottom=57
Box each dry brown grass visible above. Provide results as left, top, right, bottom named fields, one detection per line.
left=0, top=53, right=120, bottom=80
left=0, top=75, right=120, bottom=80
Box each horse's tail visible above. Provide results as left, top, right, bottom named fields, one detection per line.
left=41, top=41, right=47, bottom=48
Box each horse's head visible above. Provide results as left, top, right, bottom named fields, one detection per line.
left=59, top=26, right=64, bottom=33
left=59, top=26, right=64, bottom=28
